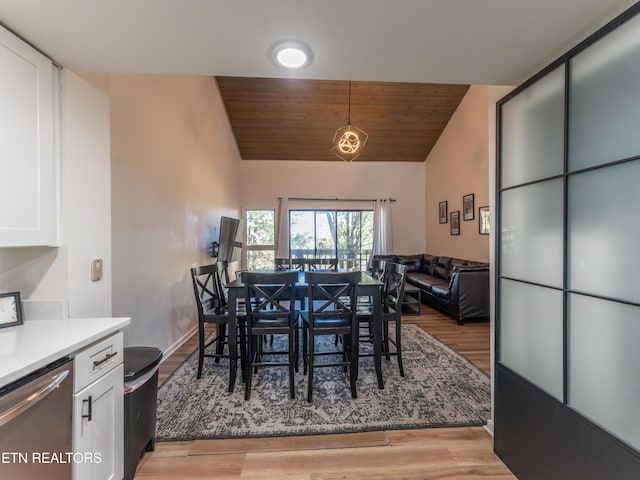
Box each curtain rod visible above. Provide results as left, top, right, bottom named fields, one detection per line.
left=278, top=197, right=396, bottom=202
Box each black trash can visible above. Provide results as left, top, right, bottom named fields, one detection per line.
left=123, top=346, right=163, bottom=480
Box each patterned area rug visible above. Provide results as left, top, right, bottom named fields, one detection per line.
left=155, top=324, right=490, bottom=440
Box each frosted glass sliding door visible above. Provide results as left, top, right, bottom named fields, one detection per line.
left=497, top=4, right=640, bottom=475
left=568, top=294, right=640, bottom=451
left=569, top=14, right=640, bottom=171
left=500, top=279, right=564, bottom=400
left=568, top=160, right=640, bottom=304
left=501, top=65, right=565, bottom=188
left=500, top=179, right=564, bottom=288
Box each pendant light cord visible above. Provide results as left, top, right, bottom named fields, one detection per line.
left=347, top=81, right=352, bottom=125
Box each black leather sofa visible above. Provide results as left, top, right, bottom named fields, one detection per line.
left=373, top=254, right=489, bottom=325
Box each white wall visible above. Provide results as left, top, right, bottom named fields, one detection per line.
left=425, top=86, right=492, bottom=262
left=0, top=70, right=112, bottom=319
left=63, top=70, right=113, bottom=317
left=109, top=74, right=242, bottom=351
left=240, top=160, right=426, bottom=255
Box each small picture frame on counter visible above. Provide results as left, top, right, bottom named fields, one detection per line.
left=0, top=292, right=23, bottom=329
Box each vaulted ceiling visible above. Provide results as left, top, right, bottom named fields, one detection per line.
left=0, top=1, right=634, bottom=85
left=217, top=77, right=469, bottom=162
left=1, top=1, right=635, bottom=162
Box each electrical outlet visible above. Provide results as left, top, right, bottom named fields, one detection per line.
left=91, top=259, right=103, bottom=282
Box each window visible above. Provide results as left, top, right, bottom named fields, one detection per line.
left=290, top=210, right=373, bottom=270
left=244, top=209, right=275, bottom=270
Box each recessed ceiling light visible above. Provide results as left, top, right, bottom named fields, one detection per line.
left=276, top=47, right=307, bottom=68
left=269, top=40, right=313, bottom=69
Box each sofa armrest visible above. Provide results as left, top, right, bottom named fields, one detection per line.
left=450, top=268, right=489, bottom=319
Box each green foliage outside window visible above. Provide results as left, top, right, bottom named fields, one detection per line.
left=246, top=210, right=275, bottom=245
left=290, top=210, right=373, bottom=270
left=245, top=208, right=373, bottom=271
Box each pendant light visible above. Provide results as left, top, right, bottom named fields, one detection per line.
left=331, top=81, right=368, bottom=162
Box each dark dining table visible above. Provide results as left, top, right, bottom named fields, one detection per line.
left=225, top=269, right=384, bottom=393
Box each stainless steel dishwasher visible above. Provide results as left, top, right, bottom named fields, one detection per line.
left=0, top=357, right=74, bottom=479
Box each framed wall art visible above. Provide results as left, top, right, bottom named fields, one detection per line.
left=463, top=193, right=475, bottom=221
left=479, top=206, right=490, bottom=235
left=450, top=211, right=460, bottom=235
left=439, top=200, right=448, bottom=224
left=0, top=292, right=23, bottom=329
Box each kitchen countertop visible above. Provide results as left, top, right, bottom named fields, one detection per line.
left=0, top=317, right=130, bottom=388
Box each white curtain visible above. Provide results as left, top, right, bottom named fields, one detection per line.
left=275, top=197, right=290, bottom=259
left=372, top=199, right=394, bottom=256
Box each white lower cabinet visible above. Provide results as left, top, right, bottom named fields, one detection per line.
left=73, top=333, right=124, bottom=480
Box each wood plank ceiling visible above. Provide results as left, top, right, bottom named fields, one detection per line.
left=216, top=77, right=469, bottom=162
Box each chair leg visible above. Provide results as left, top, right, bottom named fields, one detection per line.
left=228, top=323, right=238, bottom=393
left=254, top=332, right=264, bottom=374
left=289, top=324, right=296, bottom=399
left=395, top=320, right=404, bottom=377
left=245, top=334, right=256, bottom=400
left=383, top=322, right=391, bottom=361
left=349, top=332, right=358, bottom=399
left=197, top=324, right=205, bottom=379
left=342, top=334, right=348, bottom=373
left=215, top=323, right=226, bottom=362
left=239, top=319, right=247, bottom=383
left=307, top=329, right=314, bottom=402
left=302, top=321, right=308, bottom=375
left=294, top=318, right=300, bottom=373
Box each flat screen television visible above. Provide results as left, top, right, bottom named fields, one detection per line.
left=217, top=216, right=243, bottom=264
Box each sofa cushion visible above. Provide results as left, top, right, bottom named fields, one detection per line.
left=436, top=256, right=452, bottom=268
left=434, top=256, right=452, bottom=280
left=406, top=272, right=436, bottom=292
left=396, top=254, right=423, bottom=272
left=431, top=284, right=450, bottom=299
left=422, top=254, right=439, bottom=275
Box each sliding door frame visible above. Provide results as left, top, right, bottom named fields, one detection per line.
left=494, top=3, right=640, bottom=478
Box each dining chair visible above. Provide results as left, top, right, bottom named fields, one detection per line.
left=243, top=271, right=299, bottom=400
left=305, top=257, right=339, bottom=271
left=216, top=260, right=233, bottom=305
left=369, top=258, right=387, bottom=281
left=356, top=261, right=407, bottom=377
left=355, top=258, right=387, bottom=343
left=190, top=263, right=246, bottom=392
left=301, top=271, right=360, bottom=402
left=274, top=258, right=293, bottom=270
left=289, top=257, right=306, bottom=270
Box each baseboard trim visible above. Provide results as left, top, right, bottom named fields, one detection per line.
left=484, top=419, right=494, bottom=437
left=159, top=325, right=197, bottom=364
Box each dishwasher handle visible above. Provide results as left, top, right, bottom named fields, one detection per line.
left=0, top=369, right=70, bottom=428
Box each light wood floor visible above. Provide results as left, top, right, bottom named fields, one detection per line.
left=136, top=307, right=514, bottom=479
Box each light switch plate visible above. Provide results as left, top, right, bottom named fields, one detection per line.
left=91, top=259, right=103, bottom=282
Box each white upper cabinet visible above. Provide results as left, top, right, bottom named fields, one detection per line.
left=0, top=25, right=58, bottom=247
